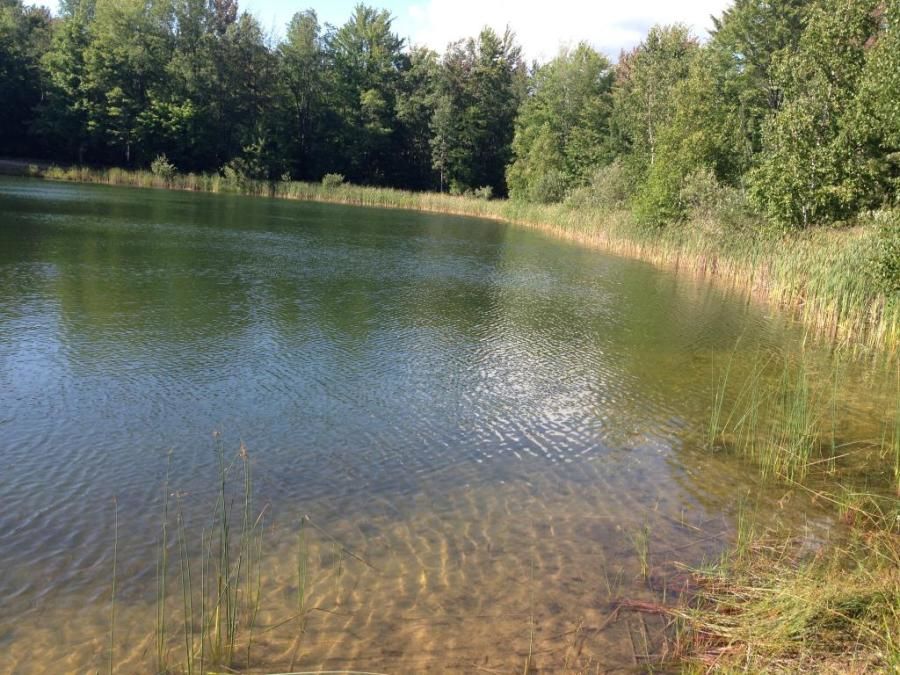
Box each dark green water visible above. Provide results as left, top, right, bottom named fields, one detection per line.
left=0, top=177, right=894, bottom=672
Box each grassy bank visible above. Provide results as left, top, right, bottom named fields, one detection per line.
left=21, top=163, right=899, bottom=357
left=673, top=344, right=900, bottom=672
left=674, top=502, right=899, bottom=672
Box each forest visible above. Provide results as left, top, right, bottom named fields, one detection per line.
left=1, top=0, right=899, bottom=230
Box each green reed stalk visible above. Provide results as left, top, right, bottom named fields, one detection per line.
left=708, top=351, right=735, bottom=449
left=630, top=523, right=651, bottom=580
left=109, top=496, right=118, bottom=675
left=156, top=454, right=171, bottom=672
left=199, top=530, right=209, bottom=674
left=176, top=508, right=194, bottom=675
left=297, top=517, right=309, bottom=615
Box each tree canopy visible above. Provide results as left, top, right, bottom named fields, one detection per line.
left=2, top=0, right=898, bottom=226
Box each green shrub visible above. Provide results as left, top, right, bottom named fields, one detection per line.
left=221, top=162, right=248, bottom=190
left=633, top=169, right=684, bottom=226
left=448, top=179, right=469, bottom=197
left=565, top=161, right=630, bottom=211
left=150, top=154, right=176, bottom=183
left=680, top=168, right=761, bottom=231
left=473, top=185, right=493, bottom=200
left=321, top=173, right=345, bottom=189
left=870, top=213, right=900, bottom=296
left=528, top=169, right=567, bottom=204
left=680, top=168, right=720, bottom=220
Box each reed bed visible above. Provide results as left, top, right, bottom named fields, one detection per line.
left=34, top=164, right=899, bottom=358
left=144, top=437, right=269, bottom=674
left=664, top=346, right=900, bottom=672
left=672, top=499, right=900, bottom=673
left=707, top=345, right=899, bottom=485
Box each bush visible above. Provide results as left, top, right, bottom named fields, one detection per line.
left=473, top=185, right=493, bottom=200
left=321, top=173, right=345, bottom=189
left=150, top=154, right=176, bottom=182
left=679, top=168, right=720, bottom=220
left=633, top=169, right=684, bottom=226
left=528, top=169, right=567, bottom=204
left=221, top=161, right=248, bottom=189
left=449, top=179, right=469, bottom=197
left=870, top=213, right=900, bottom=296
left=678, top=168, right=762, bottom=232
left=565, top=161, right=630, bottom=211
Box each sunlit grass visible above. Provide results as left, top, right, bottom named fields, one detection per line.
left=672, top=499, right=900, bottom=673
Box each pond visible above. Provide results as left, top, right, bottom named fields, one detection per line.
left=0, top=177, right=895, bottom=672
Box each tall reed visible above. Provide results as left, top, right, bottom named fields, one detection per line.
left=150, top=438, right=269, bottom=673
left=108, top=496, right=118, bottom=675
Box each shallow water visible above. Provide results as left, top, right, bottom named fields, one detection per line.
left=0, top=177, right=895, bottom=672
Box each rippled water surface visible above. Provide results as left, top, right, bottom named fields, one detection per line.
left=0, top=177, right=894, bottom=672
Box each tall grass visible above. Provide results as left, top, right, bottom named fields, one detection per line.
left=31, top=164, right=898, bottom=357
left=144, top=437, right=268, bottom=674
left=681, top=343, right=900, bottom=671
left=708, top=350, right=824, bottom=481
left=673, top=510, right=900, bottom=672
left=108, top=496, right=118, bottom=675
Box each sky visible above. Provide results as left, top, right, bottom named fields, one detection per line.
left=39, top=0, right=733, bottom=62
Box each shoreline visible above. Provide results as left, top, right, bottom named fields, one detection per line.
left=2, top=160, right=897, bottom=671
left=4, top=161, right=897, bottom=357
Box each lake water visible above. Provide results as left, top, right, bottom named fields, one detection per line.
left=0, top=177, right=895, bottom=672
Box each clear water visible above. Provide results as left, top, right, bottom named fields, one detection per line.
left=0, top=177, right=894, bottom=672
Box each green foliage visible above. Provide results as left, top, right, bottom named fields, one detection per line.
left=0, top=0, right=51, bottom=154
left=150, top=153, right=176, bottom=182
left=276, top=10, right=324, bottom=181
left=321, top=173, right=345, bottom=189
left=565, top=161, right=631, bottom=211
left=870, top=215, right=900, bottom=296
left=611, top=24, right=699, bottom=185
left=709, top=0, right=811, bottom=166
left=852, top=0, right=900, bottom=203
left=431, top=27, right=526, bottom=196
left=680, top=168, right=760, bottom=231
left=473, top=185, right=493, bottom=201
left=507, top=43, right=614, bottom=202
left=749, top=0, right=882, bottom=227
left=324, top=5, right=405, bottom=184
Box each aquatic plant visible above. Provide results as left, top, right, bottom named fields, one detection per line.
left=672, top=499, right=900, bottom=672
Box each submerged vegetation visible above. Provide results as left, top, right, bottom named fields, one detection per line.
left=673, top=346, right=900, bottom=672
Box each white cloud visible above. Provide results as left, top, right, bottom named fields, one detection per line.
left=399, top=0, right=731, bottom=62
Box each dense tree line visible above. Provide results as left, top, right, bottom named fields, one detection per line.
left=1, top=0, right=898, bottom=225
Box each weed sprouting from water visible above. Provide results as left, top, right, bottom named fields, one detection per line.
left=674, top=498, right=900, bottom=672
left=297, top=517, right=309, bottom=615
left=144, top=436, right=278, bottom=673
left=156, top=453, right=171, bottom=672
left=630, top=523, right=651, bottom=581
left=706, top=346, right=850, bottom=482
left=108, top=496, right=118, bottom=675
